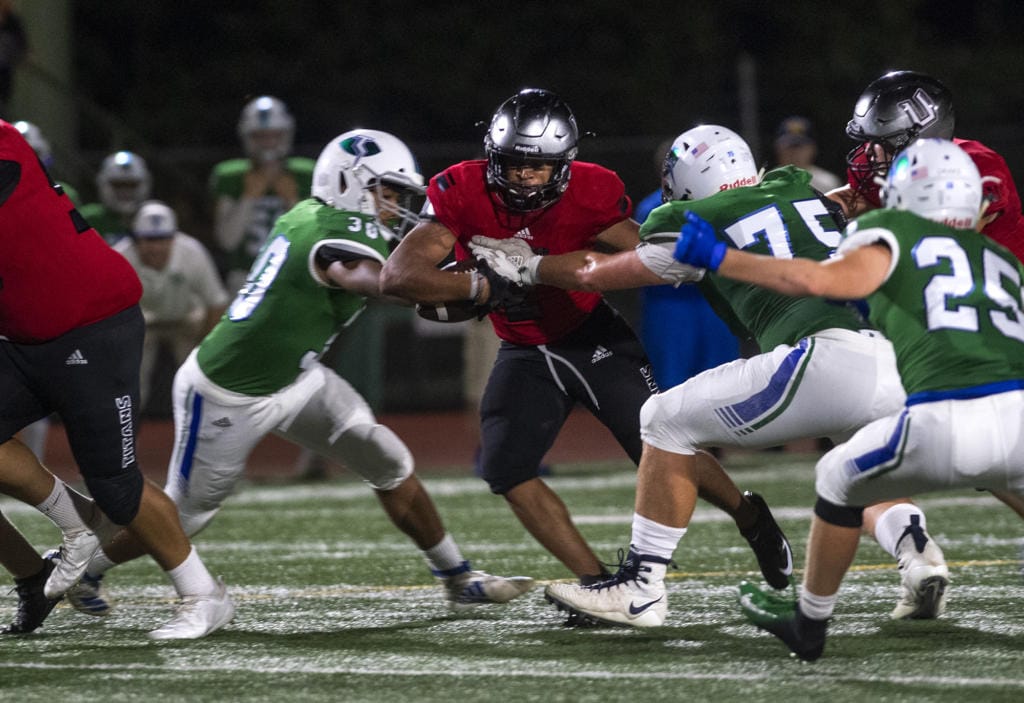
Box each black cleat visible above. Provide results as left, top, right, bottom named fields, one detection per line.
left=757, top=605, right=827, bottom=662
left=2, top=556, right=61, bottom=635
left=740, top=491, right=793, bottom=590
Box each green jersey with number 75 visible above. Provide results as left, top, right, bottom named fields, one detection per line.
left=641, top=166, right=867, bottom=351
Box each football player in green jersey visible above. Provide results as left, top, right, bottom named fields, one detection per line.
left=79, top=150, right=152, bottom=246
left=66, top=129, right=534, bottom=617
left=675, top=138, right=1024, bottom=660
left=533, top=125, right=946, bottom=628
left=210, top=96, right=315, bottom=295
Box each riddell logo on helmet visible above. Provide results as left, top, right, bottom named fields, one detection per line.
left=514, top=144, right=541, bottom=154
left=719, top=176, right=758, bottom=191
left=944, top=216, right=975, bottom=229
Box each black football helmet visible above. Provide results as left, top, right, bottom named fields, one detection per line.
left=484, top=88, right=578, bottom=213
left=845, top=70, right=955, bottom=195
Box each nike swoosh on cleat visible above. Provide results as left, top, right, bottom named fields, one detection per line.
left=628, top=597, right=663, bottom=615
left=780, top=542, right=794, bottom=576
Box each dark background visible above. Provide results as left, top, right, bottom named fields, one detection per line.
left=16, top=0, right=1021, bottom=245
left=8, top=1, right=1024, bottom=414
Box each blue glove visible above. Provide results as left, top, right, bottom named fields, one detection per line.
left=673, top=210, right=727, bottom=271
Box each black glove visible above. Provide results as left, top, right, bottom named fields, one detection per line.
left=475, top=257, right=528, bottom=312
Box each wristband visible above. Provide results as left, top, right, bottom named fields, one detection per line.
left=468, top=271, right=485, bottom=303
left=522, top=256, right=543, bottom=285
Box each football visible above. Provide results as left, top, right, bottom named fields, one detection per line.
left=415, top=259, right=485, bottom=323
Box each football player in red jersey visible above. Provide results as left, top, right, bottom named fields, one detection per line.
left=828, top=70, right=1024, bottom=520
left=381, top=89, right=791, bottom=596
left=0, top=120, right=234, bottom=639
left=828, top=70, right=1024, bottom=261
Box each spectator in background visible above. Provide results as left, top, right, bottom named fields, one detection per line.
left=79, top=150, right=152, bottom=245
left=773, top=116, right=841, bottom=193
left=210, top=95, right=314, bottom=294
left=113, top=200, right=229, bottom=415
left=636, top=137, right=739, bottom=390
left=0, top=0, right=27, bottom=117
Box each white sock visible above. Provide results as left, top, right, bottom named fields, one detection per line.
left=35, top=479, right=90, bottom=533
left=424, top=533, right=466, bottom=575
left=64, top=485, right=122, bottom=543
left=873, top=504, right=927, bottom=557
left=166, top=547, right=218, bottom=597
left=799, top=587, right=837, bottom=620
left=631, top=513, right=686, bottom=562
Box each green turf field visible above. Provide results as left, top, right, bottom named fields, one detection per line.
left=2, top=455, right=1023, bottom=702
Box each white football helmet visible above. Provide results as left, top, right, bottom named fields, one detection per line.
left=131, top=200, right=178, bottom=238
left=881, top=138, right=982, bottom=229
left=238, top=95, right=295, bottom=162
left=662, top=124, right=759, bottom=202
left=96, top=151, right=152, bottom=215
left=312, top=129, right=425, bottom=241
left=13, top=120, right=53, bottom=168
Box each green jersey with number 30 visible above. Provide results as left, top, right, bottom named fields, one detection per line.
left=196, top=198, right=389, bottom=395
left=840, top=209, right=1024, bottom=397
left=642, top=166, right=865, bottom=350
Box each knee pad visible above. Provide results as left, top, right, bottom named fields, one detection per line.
left=639, top=393, right=697, bottom=455
left=333, top=422, right=413, bottom=491
left=814, top=496, right=864, bottom=528
left=83, top=470, right=145, bottom=526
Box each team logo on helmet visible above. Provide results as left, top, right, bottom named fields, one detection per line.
left=897, top=88, right=940, bottom=131
left=340, top=136, right=382, bottom=160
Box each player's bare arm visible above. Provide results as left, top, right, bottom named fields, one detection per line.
left=530, top=218, right=642, bottom=288
left=719, top=243, right=891, bottom=300
left=594, top=217, right=642, bottom=251
left=574, top=249, right=667, bottom=291
left=320, top=258, right=410, bottom=304
left=381, top=221, right=487, bottom=304
left=825, top=184, right=872, bottom=220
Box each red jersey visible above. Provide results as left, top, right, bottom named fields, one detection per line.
left=847, top=137, right=1024, bottom=261
left=0, top=120, right=141, bottom=343
left=428, top=160, right=631, bottom=345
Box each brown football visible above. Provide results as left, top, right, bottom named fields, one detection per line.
left=414, top=259, right=484, bottom=323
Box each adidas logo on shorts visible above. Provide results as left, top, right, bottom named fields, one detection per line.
left=65, top=349, right=88, bottom=365
left=591, top=345, right=612, bottom=363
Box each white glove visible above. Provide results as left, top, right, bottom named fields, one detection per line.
left=469, top=235, right=543, bottom=285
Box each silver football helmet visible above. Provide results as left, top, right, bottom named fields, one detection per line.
left=312, top=129, right=425, bottom=241
left=662, top=125, right=759, bottom=202
left=96, top=151, right=152, bottom=216
left=484, top=88, right=578, bottom=213
left=845, top=70, right=955, bottom=196
left=881, top=139, right=981, bottom=229
left=13, top=120, right=53, bottom=168
left=238, top=95, right=295, bottom=163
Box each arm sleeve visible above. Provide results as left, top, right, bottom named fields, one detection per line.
left=311, top=239, right=386, bottom=287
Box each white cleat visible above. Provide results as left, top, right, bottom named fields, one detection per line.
left=43, top=530, right=101, bottom=600
left=440, top=564, right=534, bottom=610
left=891, top=525, right=950, bottom=620
left=147, top=580, right=236, bottom=640
left=544, top=550, right=668, bottom=628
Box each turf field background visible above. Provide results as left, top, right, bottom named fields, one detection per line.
left=2, top=455, right=1023, bottom=702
